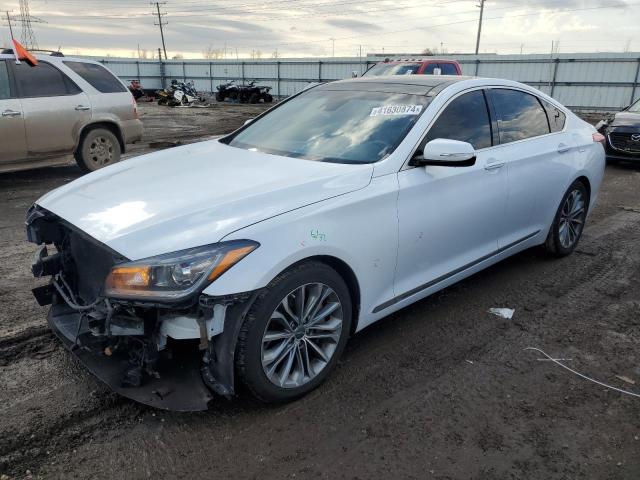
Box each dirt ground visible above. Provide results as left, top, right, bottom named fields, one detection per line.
left=1, top=103, right=639, bottom=480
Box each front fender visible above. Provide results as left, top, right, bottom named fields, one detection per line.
left=201, top=174, right=400, bottom=330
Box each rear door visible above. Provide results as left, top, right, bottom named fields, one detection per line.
left=0, top=59, right=28, bottom=164
left=11, top=60, right=92, bottom=158
left=486, top=88, right=572, bottom=248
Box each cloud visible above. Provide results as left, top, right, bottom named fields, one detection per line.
left=324, top=18, right=378, bottom=32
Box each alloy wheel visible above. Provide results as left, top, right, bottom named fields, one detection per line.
left=558, top=188, right=585, bottom=249
left=261, top=282, right=343, bottom=389
left=89, top=136, right=115, bottom=167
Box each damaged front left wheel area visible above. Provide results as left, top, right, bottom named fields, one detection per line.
left=26, top=205, right=261, bottom=411
left=235, top=262, right=352, bottom=403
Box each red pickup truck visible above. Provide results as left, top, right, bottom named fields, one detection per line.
left=364, top=58, right=462, bottom=76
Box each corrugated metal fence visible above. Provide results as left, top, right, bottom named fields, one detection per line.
left=92, top=52, right=640, bottom=111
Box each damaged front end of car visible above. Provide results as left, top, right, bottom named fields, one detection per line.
left=26, top=205, right=260, bottom=411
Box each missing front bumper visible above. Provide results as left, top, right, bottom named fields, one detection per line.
left=48, top=303, right=214, bottom=411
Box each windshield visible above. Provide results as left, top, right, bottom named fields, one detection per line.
left=225, top=89, right=430, bottom=164
left=629, top=98, right=640, bottom=113
left=364, top=63, right=421, bottom=76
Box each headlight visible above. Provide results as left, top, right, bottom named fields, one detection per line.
left=104, top=240, right=259, bottom=301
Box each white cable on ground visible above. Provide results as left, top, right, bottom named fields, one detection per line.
left=525, top=347, right=640, bottom=399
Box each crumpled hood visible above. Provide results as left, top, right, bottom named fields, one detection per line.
left=36, top=140, right=373, bottom=260
left=611, top=111, right=640, bottom=127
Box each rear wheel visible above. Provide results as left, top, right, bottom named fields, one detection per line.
left=75, top=128, right=121, bottom=173
left=236, top=262, right=352, bottom=402
left=263, top=93, right=273, bottom=103
left=215, top=92, right=224, bottom=102
left=545, top=180, right=588, bottom=256
left=249, top=93, right=259, bottom=104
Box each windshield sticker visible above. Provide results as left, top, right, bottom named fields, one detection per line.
left=370, top=105, right=422, bottom=117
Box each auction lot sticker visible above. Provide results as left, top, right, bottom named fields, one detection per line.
left=370, top=105, right=423, bottom=117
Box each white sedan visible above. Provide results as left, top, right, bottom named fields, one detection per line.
left=27, top=75, right=605, bottom=410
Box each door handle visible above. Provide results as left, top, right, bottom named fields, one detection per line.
left=1, top=109, right=21, bottom=117
left=75, top=105, right=90, bottom=111
left=484, top=161, right=505, bottom=171
left=557, top=143, right=571, bottom=154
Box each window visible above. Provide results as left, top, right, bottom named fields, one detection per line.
left=540, top=99, right=566, bottom=132
left=64, top=61, right=126, bottom=93
left=0, top=61, right=11, bottom=99
left=13, top=61, right=81, bottom=97
left=490, top=89, right=550, bottom=144
left=423, top=63, right=438, bottom=74
left=439, top=63, right=458, bottom=75
left=365, top=63, right=421, bottom=76
left=423, top=90, right=492, bottom=150
left=226, top=89, right=431, bottom=164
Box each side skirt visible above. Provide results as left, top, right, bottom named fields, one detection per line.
left=372, top=231, right=540, bottom=314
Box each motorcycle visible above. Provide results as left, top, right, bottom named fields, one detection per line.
left=215, top=80, right=239, bottom=102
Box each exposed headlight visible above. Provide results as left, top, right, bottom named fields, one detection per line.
left=104, top=240, right=259, bottom=301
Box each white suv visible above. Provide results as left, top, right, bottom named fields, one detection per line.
left=0, top=51, right=143, bottom=173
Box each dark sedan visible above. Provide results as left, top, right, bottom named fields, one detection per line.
left=597, top=98, right=640, bottom=162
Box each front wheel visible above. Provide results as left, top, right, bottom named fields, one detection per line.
left=236, top=262, right=352, bottom=402
left=544, top=180, right=588, bottom=256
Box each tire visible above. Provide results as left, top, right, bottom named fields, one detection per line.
left=263, top=93, right=273, bottom=103
left=236, top=261, right=352, bottom=403
left=215, top=92, right=224, bottom=102
left=75, top=127, right=121, bottom=173
left=544, top=180, right=589, bottom=257
left=249, top=93, right=259, bottom=104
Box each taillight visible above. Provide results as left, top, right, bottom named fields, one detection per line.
left=131, top=95, right=138, bottom=119
left=592, top=132, right=605, bottom=144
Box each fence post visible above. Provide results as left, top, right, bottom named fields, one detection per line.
left=550, top=58, right=560, bottom=98
left=630, top=58, right=640, bottom=105
left=277, top=60, right=281, bottom=98
left=241, top=61, right=245, bottom=84
left=474, top=59, right=480, bottom=76
left=182, top=61, right=186, bottom=82
left=318, top=61, right=322, bottom=82
left=135, top=60, right=140, bottom=81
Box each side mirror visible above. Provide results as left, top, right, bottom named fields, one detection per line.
left=351, top=71, right=358, bottom=78
left=411, top=139, right=476, bottom=167
left=244, top=118, right=253, bottom=126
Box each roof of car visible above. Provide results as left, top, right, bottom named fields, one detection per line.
left=0, top=53, right=98, bottom=64
left=318, top=75, right=474, bottom=96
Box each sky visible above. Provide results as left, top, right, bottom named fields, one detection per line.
left=0, top=0, right=639, bottom=58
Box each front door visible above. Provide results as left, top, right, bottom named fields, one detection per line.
left=0, top=60, right=27, bottom=164
left=394, top=89, right=508, bottom=301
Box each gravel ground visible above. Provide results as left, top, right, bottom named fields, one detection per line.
left=1, top=104, right=639, bottom=480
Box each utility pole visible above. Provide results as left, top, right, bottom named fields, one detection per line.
left=19, top=0, right=41, bottom=49
left=474, top=0, right=485, bottom=55
left=151, top=2, right=168, bottom=60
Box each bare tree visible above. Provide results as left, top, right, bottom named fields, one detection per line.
left=203, top=45, right=224, bottom=59
left=172, top=53, right=184, bottom=60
